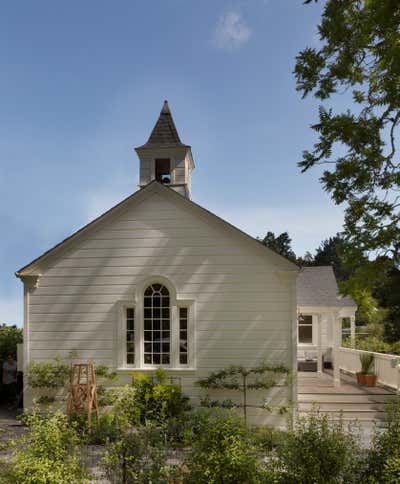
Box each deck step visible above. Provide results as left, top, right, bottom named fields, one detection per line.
left=298, top=394, right=394, bottom=404
left=298, top=402, right=385, bottom=414
left=298, top=410, right=386, bottom=421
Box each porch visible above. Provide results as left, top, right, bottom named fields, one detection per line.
left=297, top=369, right=397, bottom=443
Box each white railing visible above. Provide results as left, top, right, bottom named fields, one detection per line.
left=339, top=347, right=400, bottom=391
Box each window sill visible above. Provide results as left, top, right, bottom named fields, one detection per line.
left=116, top=367, right=196, bottom=373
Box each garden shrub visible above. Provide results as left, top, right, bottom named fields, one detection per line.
left=112, top=385, right=141, bottom=427
left=268, top=411, right=362, bottom=484
left=184, top=409, right=262, bottom=484
left=9, top=411, right=88, bottom=483
left=363, top=397, right=400, bottom=482
left=382, top=455, right=400, bottom=484
left=249, top=425, right=286, bottom=452
left=69, top=411, right=123, bottom=445
left=27, top=358, right=70, bottom=389
left=132, top=369, right=190, bottom=425
left=101, top=425, right=179, bottom=484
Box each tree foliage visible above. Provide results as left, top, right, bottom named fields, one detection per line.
left=0, top=323, right=22, bottom=364
left=261, top=231, right=297, bottom=262
left=295, top=0, right=400, bottom=263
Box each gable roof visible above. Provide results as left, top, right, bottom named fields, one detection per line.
left=297, top=266, right=356, bottom=308
left=15, top=181, right=298, bottom=277
left=136, top=100, right=189, bottom=149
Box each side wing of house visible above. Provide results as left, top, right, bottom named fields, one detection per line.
left=18, top=183, right=298, bottom=425
left=297, top=266, right=357, bottom=374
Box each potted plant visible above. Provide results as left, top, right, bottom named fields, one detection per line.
left=364, top=354, right=377, bottom=387
left=357, top=353, right=374, bottom=385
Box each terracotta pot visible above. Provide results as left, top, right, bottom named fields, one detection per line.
left=356, top=372, right=366, bottom=385
left=365, top=374, right=377, bottom=387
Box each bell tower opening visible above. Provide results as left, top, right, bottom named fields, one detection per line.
left=155, top=158, right=171, bottom=184
left=135, top=100, right=195, bottom=199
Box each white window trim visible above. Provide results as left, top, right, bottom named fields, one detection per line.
left=116, top=277, right=196, bottom=371
left=298, top=314, right=315, bottom=346
left=116, top=301, right=137, bottom=369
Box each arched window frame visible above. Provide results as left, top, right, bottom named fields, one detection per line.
left=116, top=276, right=195, bottom=370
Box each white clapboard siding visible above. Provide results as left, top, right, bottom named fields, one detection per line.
left=24, top=187, right=296, bottom=425
left=38, top=274, right=285, bottom=287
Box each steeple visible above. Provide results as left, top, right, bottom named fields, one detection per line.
left=135, top=101, right=195, bottom=199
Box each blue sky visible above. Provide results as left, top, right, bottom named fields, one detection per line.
left=0, top=0, right=345, bottom=326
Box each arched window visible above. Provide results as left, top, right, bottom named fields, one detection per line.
left=143, top=283, right=170, bottom=365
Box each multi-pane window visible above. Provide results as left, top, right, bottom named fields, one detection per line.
left=144, top=284, right=170, bottom=365
left=126, top=307, right=135, bottom=364
left=179, top=307, right=188, bottom=365
left=298, top=315, right=313, bottom=344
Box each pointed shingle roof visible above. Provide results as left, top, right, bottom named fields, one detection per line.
left=137, top=100, right=189, bottom=148
left=297, top=266, right=357, bottom=308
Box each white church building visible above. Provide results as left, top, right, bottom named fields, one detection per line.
left=16, top=102, right=356, bottom=424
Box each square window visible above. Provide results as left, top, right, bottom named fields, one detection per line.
left=153, top=320, right=160, bottom=331
left=179, top=354, right=187, bottom=365
left=162, top=331, right=170, bottom=342
left=162, top=320, right=170, bottom=330
left=153, top=343, right=161, bottom=353
left=153, top=307, right=161, bottom=318
left=144, top=308, right=151, bottom=319
left=180, top=330, right=187, bottom=340
left=180, top=320, right=187, bottom=330
left=144, top=331, right=152, bottom=342
left=180, top=341, right=187, bottom=352
left=162, top=342, right=170, bottom=353
left=127, top=320, right=134, bottom=331
left=162, top=354, right=170, bottom=364
left=153, top=331, right=161, bottom=342
left=127, top=353, right=134, bottom=364
left=162, top=297, right=169, bottom=307
left=162, top=308, right=169, bottom=318
left=126, top=342, right=134, bottom=353
left=153, top=295, right=161, bottom=307
left=153, top=354, right=161, bottom=364
left=127, top=332, right=134, bottom=342
left=299, top=325, right=313, bottom=344
left=144, top=342, right=152, bottom=353
left=144, top=297, right=152, bottom=307
left=144, top=320, right=152, bottom=331
left=144, top=354, right=152, bottom=364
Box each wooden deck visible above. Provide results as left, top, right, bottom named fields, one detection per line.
left=297, top=370, right=397, bottom=442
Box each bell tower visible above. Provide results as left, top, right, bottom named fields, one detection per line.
left=135, top=101, right=195, bottom=199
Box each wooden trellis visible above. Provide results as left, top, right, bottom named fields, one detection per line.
left=66, top=363, right=98, bottom=429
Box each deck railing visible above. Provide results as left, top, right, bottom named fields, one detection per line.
left=338, top=346, right=400, bottom=391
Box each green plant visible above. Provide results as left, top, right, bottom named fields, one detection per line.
left=9, top=411, right=88, bottom=483
left=363, top=397, right=400, bottom=482
left=101, top=425, right=178, bottom=484
left=184, top=409, right=262, bottom=484
left=197, top=362, right=290, bottom=425
left=267, top=410, right=362, bottom=484
left=132, top=369, right=190, bottom=425
left=360, top=352, right=375, bottom=375
left=27, top=358, right=70, bottom=389
left=249, top=425, right=286, bottom=452
left=382, top=455, right=400, bottom=484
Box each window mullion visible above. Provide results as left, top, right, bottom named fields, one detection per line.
left=171, top=305, right=179, bottom=368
